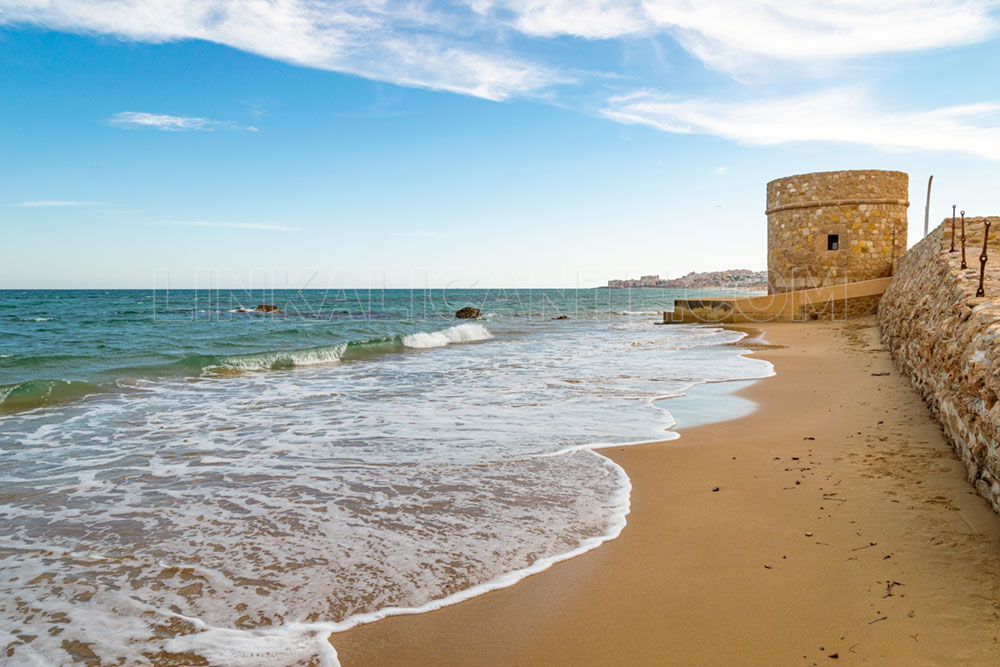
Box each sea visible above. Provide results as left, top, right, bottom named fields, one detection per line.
left=0, top=288, right=773, bottom=666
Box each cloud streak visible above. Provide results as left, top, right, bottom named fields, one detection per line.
left=602, top=88, right=1000, bottom=160
left=156, top=220, right=301, bottom=232
left=470, top=0, right=998, bottom=71
left=0, top=1, right=564, bottom=101
left=2, top=1, right=1000, bottom=156
left=11, top=200, right=109, bottom=207
left=652, top=0, right=998, bottom=73
left=2, top=1, right=994, bottom=98
left=390, top=231, right=441, bottom=238
left=108, top=111, right=257, bottom=132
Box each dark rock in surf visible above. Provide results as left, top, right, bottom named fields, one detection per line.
left=455, top=307, right=481, bottom=319
left=553, top=315, right=570, bottom=320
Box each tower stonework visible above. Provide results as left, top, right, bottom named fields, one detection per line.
left=766, top=170, right=909, bottom=294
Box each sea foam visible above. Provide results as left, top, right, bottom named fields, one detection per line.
left=401, top=322, right=492, bottom=348
left=0, top=316, right=771, bottom=666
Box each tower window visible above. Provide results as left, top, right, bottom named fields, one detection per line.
left=827, top=234, right=839, bottom=251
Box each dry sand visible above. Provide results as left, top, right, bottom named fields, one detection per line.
left=332, top=317, right=1000, bottom=666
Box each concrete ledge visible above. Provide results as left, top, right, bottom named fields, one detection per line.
left=670, top=277, right=892, bottom=323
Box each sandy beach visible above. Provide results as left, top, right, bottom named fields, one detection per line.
left=332, top=316, right=1000, bottom=666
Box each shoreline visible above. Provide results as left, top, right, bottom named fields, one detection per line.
left=332, top=316, right=1000, bottom=666
left=300, top=328, right=770, bottom=665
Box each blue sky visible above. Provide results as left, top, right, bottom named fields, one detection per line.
left=3, top=1, right=1000, bottom=289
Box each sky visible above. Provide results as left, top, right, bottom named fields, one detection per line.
left=3, top=1, right=1000, bottom=289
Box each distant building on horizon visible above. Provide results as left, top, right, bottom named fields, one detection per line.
left=605, top=270, right=767, bottom=290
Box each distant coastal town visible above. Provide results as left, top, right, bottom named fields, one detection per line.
left=603, top=269, right=768, bottom=290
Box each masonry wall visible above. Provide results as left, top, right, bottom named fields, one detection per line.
left=767, top=170, right=909, bottom=293
left=878, top=217, right=1000, bottom=514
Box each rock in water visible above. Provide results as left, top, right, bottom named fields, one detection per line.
left=455, top=307, right=481, bottom=319
left=553, top=315, right=570, bottom=320
left=255, top=304, right=282, bottom=313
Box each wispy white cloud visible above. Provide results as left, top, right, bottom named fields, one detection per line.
left=3, top=1, right=1000, bottom=157
left=472, top=0, right=651, bottom=39
left=11, top=200, right=109, bottom=207
left=471, top=1, right=997, bottom=73
left=108, top=111, right=257, bottom=131
left=156, top=220, right=301, bottom=232
left=647, top=0, right=997, bottom=73
left=602, top=88, right=1000, bottom=160
left=5, top=1, right=992, bottom=99
left=0, top=1, right=565, bottom=101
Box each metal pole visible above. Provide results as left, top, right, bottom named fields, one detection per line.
left=977, top=220, right=991, bottom=298
left=961, top=211, right=967, bottom=269
left=891, top=227, right=897, bottom=275
left=950, top=205, right=957, bottom=252
left=924, top=175, right=933, bottom=237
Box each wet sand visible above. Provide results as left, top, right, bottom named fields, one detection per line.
left=332, top=317, right=1000, bottom=666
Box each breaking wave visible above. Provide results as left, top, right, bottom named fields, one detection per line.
left=0, top=323, right=494, bottom=411
left=402, top=323, right=492, bottom=348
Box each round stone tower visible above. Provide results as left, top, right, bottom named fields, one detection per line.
left=766, top=170, right=909, bottom=294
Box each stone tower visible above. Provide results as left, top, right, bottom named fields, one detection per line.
left=766, top=170, right=909, bottom=294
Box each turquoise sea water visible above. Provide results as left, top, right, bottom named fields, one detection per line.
left=0, top=288, right=753, bottom=411
left=0, top=288, right=771, bottom=666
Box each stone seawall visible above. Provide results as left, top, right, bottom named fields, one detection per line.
left=878, top=218, right=1000, bottom=513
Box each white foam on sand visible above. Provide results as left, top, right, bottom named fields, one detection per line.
left=161, top=370, right=771, bottom=667
left=0, top=320, right=772, bottom=666
left=164, top=449, right=632, bottom=667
